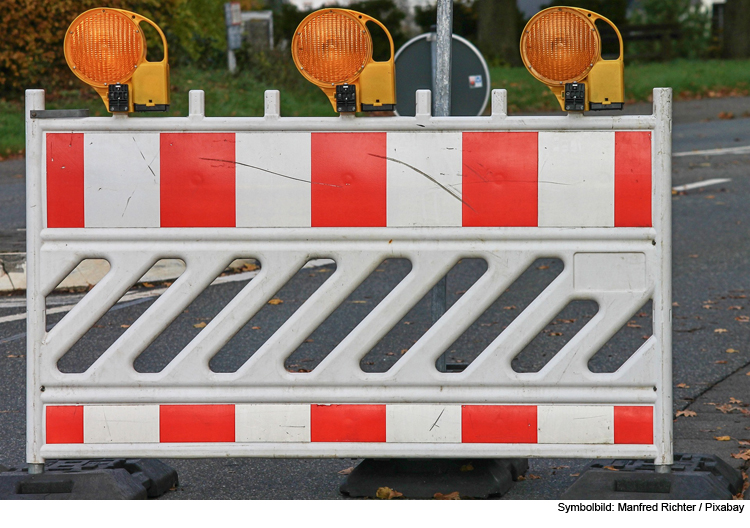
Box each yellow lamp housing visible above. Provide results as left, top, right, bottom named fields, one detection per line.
left=520, top=7, right=624, bottom=112
left=292, top=8, right=396, bottom=113
left=64, top=8, right=170, bottom=113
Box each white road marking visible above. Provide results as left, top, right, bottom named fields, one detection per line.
left=0, top=259, right=336, bottom=325
left=672, top=178, right=732, bottom=192
left=673, top=145, right=750, bottom=157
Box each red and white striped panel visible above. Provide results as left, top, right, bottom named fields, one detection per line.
left=45, top=404, right=653, bottom=445
left=45, top=131, right=652, bottom=228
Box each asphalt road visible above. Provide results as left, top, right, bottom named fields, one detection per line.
left=1, top=99, right=749, bottom=499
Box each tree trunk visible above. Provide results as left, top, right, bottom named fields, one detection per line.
left=476, top=0, right=520, bottom=66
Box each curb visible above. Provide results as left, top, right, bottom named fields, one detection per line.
left=0, top=254, right=256, bottom=293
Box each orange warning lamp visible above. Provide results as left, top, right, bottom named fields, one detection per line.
left=64, top=8, right=170, bottom=113
left=292, top=8, right=396, bottom=113
left=520, top=7, right=624, bottom=112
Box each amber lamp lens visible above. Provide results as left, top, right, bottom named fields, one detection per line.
left=522, top=9, right=598, bottom=84
left=66, top=9, right=143, bottom=86
left=294, top=11, right=370, bottom=84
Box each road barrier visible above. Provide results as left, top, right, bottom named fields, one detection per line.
left=25, top=88, right=672, bottom=466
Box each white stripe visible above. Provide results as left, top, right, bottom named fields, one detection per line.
left=672, top=178, right=731, bottom=192
left=386, top=404, right=461, bottom=443
left=673, top=145, right=750, bottom=157
left=537, top=405, right=614, bottom=444
left=84, top=133, right=160, bottom=227
left=83, top=405, right=160, bottom=443
left=538, top=132, right=615, bottom=227
left=235, top=133, right=311, bottom=227
left=235, top=404, right=310, bottom=442
left=386, top=132, right=462, bottom=227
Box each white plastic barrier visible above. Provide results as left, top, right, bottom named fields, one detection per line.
left=25, top=88, right=672, bottom=465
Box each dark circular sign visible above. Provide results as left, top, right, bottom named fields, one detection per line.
left=394, top=33, right=490, bottom=117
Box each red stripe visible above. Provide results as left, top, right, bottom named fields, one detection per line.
left=615, top=131, right=652, bottom=227
left=46, top=133, right=85, bottom=228
left=310, top=404, right=386, bottom=442
left=311, top=133, right=386, bottom=227
left=614, top=406, right=653, bottom=444
left=462, top=405, right=538, bottom=443
left=159, top=405, right=235, bottom=442
left=46, top=405, right=84, bottom=444
left=462, top=132, right=538, bottom=227
left=160, top=133, right=236, bottom=227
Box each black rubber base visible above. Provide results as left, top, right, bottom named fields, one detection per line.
left=0, top=459, right=178, bottom=500
left=340, top=458, right=529, bottom=499
left=561, top=454, right=743, bottom=500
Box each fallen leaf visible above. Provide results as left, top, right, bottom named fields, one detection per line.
left=460, top=464, right=474, bottom=472
left=715, top=360, right=728, bottom=364
left=676, top=410, right=697, bottom=417
left=738, top=440, right=750, bottom=446
left=570, top=473, right=580, bottom=477
left=714, top=328, right=728, bottom=333
left=731, top=450, right=750, bottom=461
left=267, top=298, right=283, bottom=305
left=503, top=305, right=517, bottom=310
left=528, top=474, right=542, bottom=479
left=455, top=290, right=466, bottom=295
left=400, top=349, right=408, bottom=355
left=676, top=383, right=690, bottom=388
left=433, top=491, right=461, bottom=500
left=728, top=306, right=743, bottom=310
left=627, top=321, right=642, bottom=328
left=338, top=467, right=354, bottom=475
left=349, top=300, right=367, bottom=304
left=730, top=397, right=743, bottom=404
left=716, top=404, right=736, bottom=414
left=718, top=111, right=735, bottom=120
left=376, top=487, right=403, bottom=500
left=551, top=466, right=570, bottom=470
left=120, top=324, right=130, bottom=328
left=736, top=316, right=750, bottom=322
left=251, top=326, right=260, bottom=330
left=714, top=436, right=732, bottom=441
left=385, top=352, right=395, bottom=356
left=403, top=321, right=412, bottom=325
left=537, top=265, right=549, bottom=270
left=726, top=348, right=739, bottom=353
left=689, top=254, right=699, bottom=258
left=241, top=263, right=259, bottom=272
left=296, top=368, right=311, bottom=373
left=6, top=354, right=24, bottom=358
left=142, top=282, right=154, bottom=288
left=603, top=466, right=618, bottom=471
left=549, top=332, right=563, bottom=336
left=672, top=302, right=680, bottom=307
left=193, top=322, right=206, bottom=328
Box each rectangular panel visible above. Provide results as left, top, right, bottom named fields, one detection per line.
left=615, top=131, right=652, bottom=227
left=462, top=132, right=538, bottom=226
left=537, top=406, right=614, bottom=444
left=385, top=404, right=461, bottom=443
left=84, top=133, right=160, bottom=227
left=46, top=133, right=84, bottom=228
left=574, top=252, right=647, bottom=292
left=46, top=405, right=83, bottom=444
left=311, top=133, right=386, bottom=227
left=310, top=404, right=386, bottom=442
left=235, top=404, right=311, bottom=443
left=614, top=406, right=653, bottom=444
left=386, top=132, right=462, bottom=226
left=235, top=133, right=311, bottom=227
left=462, top=405, right=537, bottom=443
left=160, top=133, right=236, bottom=227
left=538, top=132, right=615, bottom=227
left=83, top=405, right=159, bottom=444
left=159, top=405, right=235, bottom=443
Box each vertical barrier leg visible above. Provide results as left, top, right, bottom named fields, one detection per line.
left=25, top=89, right=46, bottom=471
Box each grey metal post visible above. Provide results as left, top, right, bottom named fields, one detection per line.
left=432, top=0, right=453, bottom=372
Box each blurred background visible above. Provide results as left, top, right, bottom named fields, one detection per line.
left=2, top=0, right=750, bottom=157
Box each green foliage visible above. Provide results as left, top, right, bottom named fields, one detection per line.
left=541, top=0, right=628, bottom=25
left=628, top=0, right=711, bottom=60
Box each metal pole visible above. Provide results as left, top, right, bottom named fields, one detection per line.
left=433, top=0, right=452, bottom=372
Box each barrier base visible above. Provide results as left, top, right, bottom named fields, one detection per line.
left=561, top=454, right=743, bottom=500
left=339, top=458, right=529, bottom=499
left=0, top=459, right=178, bottom=500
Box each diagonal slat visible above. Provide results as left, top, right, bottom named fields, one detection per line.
left=81, top=253, right=231, bottom=382
left=158, top=252, right=310, bottom=381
